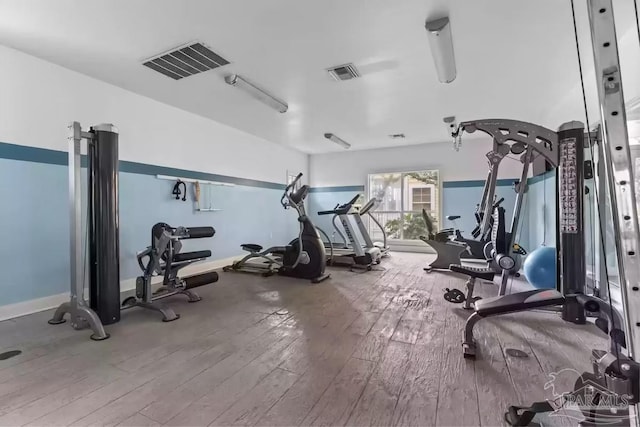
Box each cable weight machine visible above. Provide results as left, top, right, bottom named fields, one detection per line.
left=48, top=122, right=120, bottom=340
left=452, top=1, right=640, bottom=423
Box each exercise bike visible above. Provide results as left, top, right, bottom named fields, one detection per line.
left=223, top=173, right=330, bottom=283
left=444, top=205, right=526, bottom=309
left=419, top=209, right=469, bottom=272
left=446, top=197, right=508, bottom=260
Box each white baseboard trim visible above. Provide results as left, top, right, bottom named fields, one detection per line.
left=0, top=255, right=241, bottom=322
left=0, top=293, right=72, bottom=322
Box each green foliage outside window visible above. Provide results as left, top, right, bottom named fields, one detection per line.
left=384, top=213, right=430, bottom=240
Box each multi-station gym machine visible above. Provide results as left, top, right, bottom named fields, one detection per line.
left=443, top=120, right=582, bottom=307
left=449, top=1, right=640, bottom=424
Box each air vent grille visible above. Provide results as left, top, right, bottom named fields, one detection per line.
left=143, top=42, right=229, bottom=80
left=327, top=63, right=360, bottom=81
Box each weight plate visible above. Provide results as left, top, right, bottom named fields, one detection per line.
left=443, top=288, right=466, bottom=304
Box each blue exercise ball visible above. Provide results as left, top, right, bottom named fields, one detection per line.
left=523, top=246, right=556, bottom=289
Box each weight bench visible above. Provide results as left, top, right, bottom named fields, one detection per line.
left=123, top=222, right=219, bottom=321
left=445, top=265, right=495, bottom=309
left=461, top=291, right=626, bottom=359
left=463, top=289, right=566, bottom=358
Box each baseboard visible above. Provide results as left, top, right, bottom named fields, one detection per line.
left=0, top=255, right=241, bottom=322
left=390, top=244, right=434, bottom=254
left=0, top=293, right=73, bottom=322
left=118, top=254, right=240, bottom=293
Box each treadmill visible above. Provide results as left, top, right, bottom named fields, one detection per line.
left=317, top=195, right=382, bottom=269
left=356, top=198, right=390, bottom=257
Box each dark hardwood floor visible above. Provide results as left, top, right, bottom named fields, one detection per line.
left=0, top=253, right=606, bottom=426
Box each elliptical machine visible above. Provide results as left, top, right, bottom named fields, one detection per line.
left=223, top=173, right=330, bottom=283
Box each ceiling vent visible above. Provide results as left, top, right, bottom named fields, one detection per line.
left=143, top=42, right=230, bottom=80
left=327, top=63, right=360, bottom=81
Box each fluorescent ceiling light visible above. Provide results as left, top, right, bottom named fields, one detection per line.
left=324, top=133, right=351, bottom=149
left=425, top=17, right=456, bottom=83
left=224, top=74, right=288, bottom=113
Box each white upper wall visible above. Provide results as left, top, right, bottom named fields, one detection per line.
left=542, top=0, right=640, bottom=131
left=0, top=44, right=308, bottom=184
left=0, top=0, right=587, bottom=154
left=309, top=138, right=524, bottom=187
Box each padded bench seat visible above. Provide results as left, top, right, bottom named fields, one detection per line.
left=474, top=289, right=565, bottom=316
left=449, top=264, right=495, bottom=281
left=173, top=250, right=212, bottom=262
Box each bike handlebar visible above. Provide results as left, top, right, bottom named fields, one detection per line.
left=285, top=173, right=303, bottom=191
left=281, top=173, right=304, bottom=208
left=492, top=197, right=505, bottom=209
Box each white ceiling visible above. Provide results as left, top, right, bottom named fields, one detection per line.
left=0, top=0, right=615, bottom=153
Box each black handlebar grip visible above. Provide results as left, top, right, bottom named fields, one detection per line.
left=186, top=226, right=216, bottom=239
left=346, top=194, right=360, bottom=205
left=288, top=173, right=303, bottom=187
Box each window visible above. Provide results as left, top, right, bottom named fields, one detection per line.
left=367, top=170, right=439, bottom=241
left=411, top=187, right=433, bottom=212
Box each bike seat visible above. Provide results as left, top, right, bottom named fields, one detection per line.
left=447, top=215, right=461, bottom=221
left=241, top=244, right=263, bottom=252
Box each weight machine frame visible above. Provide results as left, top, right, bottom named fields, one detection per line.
left=48, top=122, right=120, bottom=340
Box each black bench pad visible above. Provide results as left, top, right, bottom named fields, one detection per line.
left=446, top=215, right=461, bottom=220
left=173, top=250, right=211, bottom=262
left=475, top=289, right=565, bottom=316
left=449, top=264, right=495, bottom=281
left=241, top=244, right=263, bottom=252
